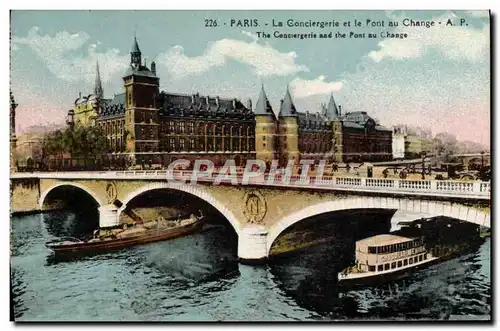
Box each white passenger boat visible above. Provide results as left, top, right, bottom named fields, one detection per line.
left=337, top=234, right=439, bottom=288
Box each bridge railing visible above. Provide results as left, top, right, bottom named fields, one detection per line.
left=12, top=170, right=490, bottom=197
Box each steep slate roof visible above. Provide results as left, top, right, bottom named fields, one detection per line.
left=278, top=87, right=298, bottom=117
left=340, top=111, right=389, bottom=132
left=157, top=92, right=252, bottom=119
left=254, top=85, right=275, bottom=118
left=124, top=65, right=158, bottom=78
left=298, top=111, right=329, bottom=131
left=100, top=93, right=126, bottom=118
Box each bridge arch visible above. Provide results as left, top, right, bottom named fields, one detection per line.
left=39, top=182, right=106, bottom=210
left=118, top=182, right=243, bottom=235
left=266, top=196, right=490, bottom=255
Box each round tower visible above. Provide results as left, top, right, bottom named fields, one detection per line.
left=277, top=87, right=299, bottom=167
left=253, top=85, right=277, bottom=164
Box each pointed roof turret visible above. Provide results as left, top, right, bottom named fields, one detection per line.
left=278, top=86, right=297, bottom=117
left=326, top=93, right=339, bottom=121
left=132, top=35, right=141, bottom=53
left=94, top=61, right=103, bottom=98
left=254, top=84, right=275, bottom=119
left=130, top=35, right=142, bottom=68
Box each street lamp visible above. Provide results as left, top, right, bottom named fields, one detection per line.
left=421, top=151, right=427, bottom=180
left=66, top=109, right=75, bottom=129
left=480, top=151, right=485, bottom=178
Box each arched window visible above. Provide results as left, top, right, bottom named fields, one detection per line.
left=238, top=126, right=243, bottom=151
left=246, top=127, right=251, bottom=151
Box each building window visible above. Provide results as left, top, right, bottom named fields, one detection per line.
left=377, top=265, right=383, bottom=272
left=409, top=257, right=413, bottom=264
left=368, top=265, right=375, bottom=272
left=391, top=262, right=396, bottom=269
left=179, top=137, right=185, bottom=151
left=403, top=259, right=408, bottom=266
left=215, top=138, right=221, bottom=151
left=199, top=137, right=205, bottom=151
left=179, top=122, right=185, bottom=134
left=224, top=136, right=230, bottom=151
left=169, top=138, right=175, bottom=151
left=169, top=121, right=175, bottom=133
left=397, top=260, right=402, bottom=268
left=189, top=138, right=195, bottom=150
left=384, top=263, right=390, bottom=270
left=207, top=136, right=214, bottom=151
left=232, top=137, right=238, bottom=151
left=188, top=122, right=194, bottom=134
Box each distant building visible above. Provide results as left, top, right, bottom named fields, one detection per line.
left=15, top=131, right=45, bottom=170
left=392, top=125, right=433, bottom=159
left=392, top=127, right=406, bottom=159
left=67, top=35, right=393, bottom=168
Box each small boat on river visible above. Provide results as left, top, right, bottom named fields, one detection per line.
left=337, top=234, right=439, bottom=289
left=45, top=213, right=205, bottom=257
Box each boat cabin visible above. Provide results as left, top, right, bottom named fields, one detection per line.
left=354, top=234, right=428, bottom=273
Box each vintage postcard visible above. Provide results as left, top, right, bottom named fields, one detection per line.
left=9, top=9, right=490, bottom=322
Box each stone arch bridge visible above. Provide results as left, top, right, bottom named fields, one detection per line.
left=11, top=171, right=490, bottom=262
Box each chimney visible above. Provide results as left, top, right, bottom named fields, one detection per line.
left=151, top=61, right=156, bottom=75
left=247, top=98, right=252, bottom=110
left=338, top=105, right=342, bottom=116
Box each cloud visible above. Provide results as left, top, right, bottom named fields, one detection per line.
left=241, top=30, right=259, bottom=43
left=465, top=10, right=490, bottom=18
left=156, top=38, right=309, bottom=79
left=368, top=12, right=489, bottom=63
left=290, top=75, right=343, bottom=99
left=12, top=26, right=129, bottom=84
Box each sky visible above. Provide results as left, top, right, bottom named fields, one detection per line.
left=10, top=10, right=490, bottom=146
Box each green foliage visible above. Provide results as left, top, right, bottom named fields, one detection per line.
left=43, top=126, right=109, bottom=159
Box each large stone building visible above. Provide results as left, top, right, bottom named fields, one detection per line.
left=68, top=36, right=392, bottom=168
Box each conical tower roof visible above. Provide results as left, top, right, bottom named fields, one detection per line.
left=132, top=35, right=141, bottom=53
left=326, top=93, right=339, bottom=120
left=278, top=86, right=297, bottom=117
left=254, top=85, right=276, bottom=119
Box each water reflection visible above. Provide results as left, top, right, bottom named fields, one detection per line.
left=11, top=209, right=491, bottom=321
left=268, top=238, right=490, bottom=320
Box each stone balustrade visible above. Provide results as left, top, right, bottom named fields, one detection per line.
left=11, top=170, right=490, bottom=199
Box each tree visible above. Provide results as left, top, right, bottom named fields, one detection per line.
left=43, top=126, right=109, bottom=169
left=433, top=132, right=458, bottom=161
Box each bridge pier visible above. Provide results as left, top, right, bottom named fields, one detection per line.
left=237, top=226, right=269, bottom=264
left=98, top=204, right=120, bottom=228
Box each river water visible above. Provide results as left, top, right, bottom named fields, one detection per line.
left=10, top=211, right=491, bottom=321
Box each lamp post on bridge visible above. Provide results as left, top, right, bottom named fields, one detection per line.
left=480, top=151, right=485, bottom=179
left=421, top=151, right=427, bottom=180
